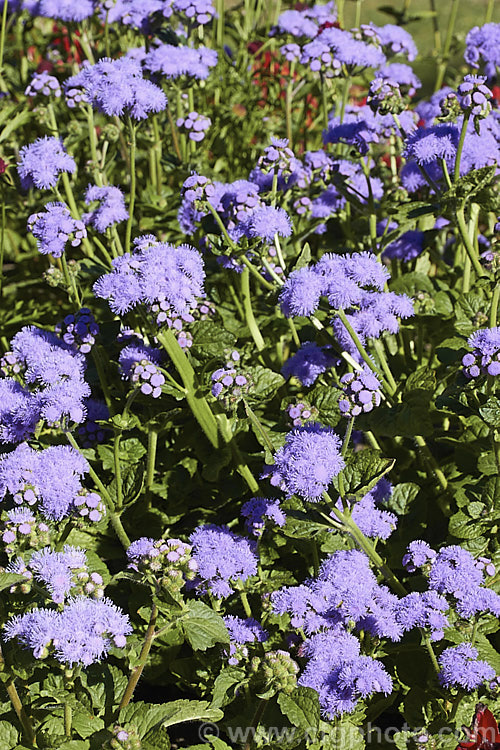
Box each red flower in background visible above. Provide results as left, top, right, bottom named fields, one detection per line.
left=456, top=704, right=500, bottom=750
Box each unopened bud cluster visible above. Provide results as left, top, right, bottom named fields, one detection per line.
left=127, top=537, right=198, bottom=594
left=251, top=649, right=299, bottom=695
left=109, top=725, right=142, bottom=750
left=176, top=111, right=211, bottom=142
left=339, top=367, right=382, bottom=417
left=2, top=508, right=50, bottom=556
left=368, top=78, right=405, bottom=115
left=211, top=350, right=251, bottom=404
left=286, top=401, right=317, bottom=428
left=73, top=489, right=106, bottom=523
left=55, top=308, right=99, bottom=354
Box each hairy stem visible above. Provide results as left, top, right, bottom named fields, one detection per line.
left=118, top=604, right=158, bottom=710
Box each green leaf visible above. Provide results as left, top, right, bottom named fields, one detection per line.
left=190, top=321, right=236, bottom=360
left=0, top=721, right=18, bottom=750
left=293, top=243, right=311, bottom=271
left=334, top=450, right=395, bottom=497
left=309, top=385, right=341, bottom=428
left=182, top=601, right=229, bottom=651
left=0, top=572, right=27, bottom=592
left=277, top=687, right=320, bottom=731
left=121, top=700, right=223, bottom=738
left=480, top=398, right=500, bottom=428
left=211, top=667, right=246, bottom=709
left=246, top=366, right=285, bottom=401
left=387, top=483, right=419, bottom=514
left=478, top=452, right=497, bottom=476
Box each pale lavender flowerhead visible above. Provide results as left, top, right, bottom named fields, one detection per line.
left=438, top=644, right=495, bottom=690
left=18, top=137, right=76, bottom=190
left=28, top=202, right=87, bottom=258
left=83, top=185, right=128, bottom=233
left=189, top=524, right=258, bottom=598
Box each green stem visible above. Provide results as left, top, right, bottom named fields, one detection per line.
left=372, top=339, right=398, bottom=394
left=0, top=186, right=5, bottom=298
left=0, top=647, right=36, bottom=746
left=64, top=703, right=72, bottom=739
left=485, top=0, right=494, bottom=22
left=215, top=412, right=259, bottom=493
left=429, top=0, right=442, bottom=53
left=342, top=417, right=355, bottom=457
left=0, top=0, right=8, bottom=91
left=65, top=431, right=131, bottom=549
left=490, top=284, right=500, bottom=328
left=455, top=206, right=485, bottom=279
left=240, top=591, right=252, bottom=618
left=241, top=267, right=265, bottom=351
left=435, top=0, right=460, bottom=91
left=92, top=345, right=114, bottom=415
left=156, top=328, right=219, bottom=448
left=166, top=106, right=182, bottom=163
left=118, top=604, right=158, bottom=710
left=125, top=118, right=137, bottom=254
left=145, top=428, right=158, bottom=494
left=414, top=435, right=448, bottom=491
left=61, top=254, right=81, bottom=307
left=243, top=399, right=275, bottom=455
left=245, top=699, right=268, bottom=750
left=152, top=115, right=163, bottom=191
left=336, top=309, right=394, bottom=395
left=453, top=114, right=469, bottom=182
left=113, top=431, right=123, bottom=510
left=320, top=71, right=329, bottom=131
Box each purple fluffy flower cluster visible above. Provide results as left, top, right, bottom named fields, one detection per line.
left=0, top=442, right=96, bottom=521
left=281, top=341, right=338, bottom=387
left=64, top=57, right=167, bottom=120
left=144, top=43, right=218, bottom=80
left=299, top=628, right=393, bottom=718
left=0, top=326, right=90, bottom=440
left=55, top=308, right=99, bottom=354
left=457, top=74, right=492, bottom=119
left=2, top=508, right=50, bottom=557
left=189, top=524, right=258, bottom=598
left=119, top=344, right=165, bottom=398
left=439, top=644, right=495, bottom=690
left=18, top=137, right=76, bottom=190
left=465, top=23, right=500, bottom=79
left=240, top=497, right=286, bottom=537
left=4, top=596, right=131, bottom=666
left=211, top=351, right=250, bottom=402
left=223, top=615, right=268, bottom=665
left=404, top=542, right=500, bottom=619
left=28, top=202, right=87, bottom=258
left=462, top=327, right=500, bottom=378
left=83, top=185, right=128, bottom=232
left=264, top=423, right=344, bottom=502
left=344, top=479, right=397, bottom=540
left=272, top=2, right=337, bottom=39
left=94, top=235, right=205, bottom=316
left=339, top=366, right=382, bottom=417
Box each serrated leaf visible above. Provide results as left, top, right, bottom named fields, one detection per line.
left=211, top=667, right=246, bottom=709
left=190, top=321, right=236, bottom=359
left=182, top=601, right=229, bottom=651
left=277, top=687, right=320, bottom=731
left=246, top=366, right=285, bottom=401
left=0, top=721, right=18, bottom=750
left=480, top=399, right=500, bottom=428
left=334, top=450, right=394, bottom=497
left=387, top=483, right=419, bottom=514
left=121, top=699, right=223, bottom=737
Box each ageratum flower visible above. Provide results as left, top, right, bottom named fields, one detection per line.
left=396, top=591, right=449, bottom=641
left=241, top=205, right=292, bottom=243
left=299, top=629, right=392, bottom=717
left=375, top=23, right=418, bottom=61
left=0, top=443, right=92, bottom=520
left=281, top=341, right=338, bottom=387
left=378, top=63, right=421, bottom=96
left=28, top=545, right=99, bottom=603
left=4, top=596, right=131, bottom=666
left=465, top=23, right=500, bottom=79
left=94, top=236, right=205, bottom=316
left=339, top=366, right=382, bottom=417
left=83, top=185, right=128, bottom=232
left=438, top=644, right=495, bottom=690
left=18, top=137, right=76, bottom=190
left=28, top=202, right=87, bottom=258
left=55, top=308, right=99, bottom=354
left=103, top=0, right=173, bottom=33
left=37, top=0, right=97, bottom=21
left=463, top=327, right=500, bottom=377
left=402, top=540, right=436, bottom=572
left=189, top=524, right=258, bottom=598
left=119, top=343, right=165, bottom=398
left=64, top=57, right=166, bottom=120
left=25, top=71, right=61, bottom=98
left=144, top=43, right=218, bottom=80
left=240, top=497, right=286, bottom=537
left=176, top=111, right=211, bottom=142
left=272, top=1, right=336, bottom=38
left=223, top=615, right=268, bottom=665
left=457, top=74, right=492, bottom=118
left=173, top=0, right=215, bottom=25
left=264, top=423, right=344, bottom=502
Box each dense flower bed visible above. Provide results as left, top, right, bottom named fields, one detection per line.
left=0, top=0, right=499, bottom=748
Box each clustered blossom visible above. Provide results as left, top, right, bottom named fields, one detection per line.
left=144, top=43, right=218, bottom=80
left=55, top=308, right=99, bottom=353
left=4, top=596, right=131, bottom=666
left=263, top=423, right=344, bottom=502
left=83, top=185, right=129, bottom=232
left=439, top=644, right=495, bottom=690
left=344, top=479, right=398, bottom=540
left=465, top=22, right=500, bottom=79
left=94, top=235, right=205, bottom=316
left=286, top=401, right=318, bottom=428
left=25, top=71, right=61, bottom=98
left=0, top=443, right=98, bottom=521
left=189, top=524, right=258, bottom=598
left=28, top=202, right=87, bottom=258
left=119, top=344, right=165, bottom=398
left=64, top=57, right=167, bottom=120
left=367, top=77, right=405, bottom=115
left=339, top=366, right=382, bottom=418
left=176, top=111, right=211, bottom=142
left=127, top=537, right=197, bottom=592
left=0, top=326, right=90, bottom=441
left=457, top=74, right=492, bottom=119
left=282, top=342, right=338, bottom=387
left=223, top=615, right=268, bottom=665
left=2, top=508, right=50, bottom=556
left=462, top=327, right=500, bottom=378
left=211, top=351, right=250, bottom=403
left=240, top=497, right=286, bottom=537
left=279, top=252, right=413, bottom=362
left=271, top=2, right=337, bottom=38
left=18, top=137, right=76, bottom=190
